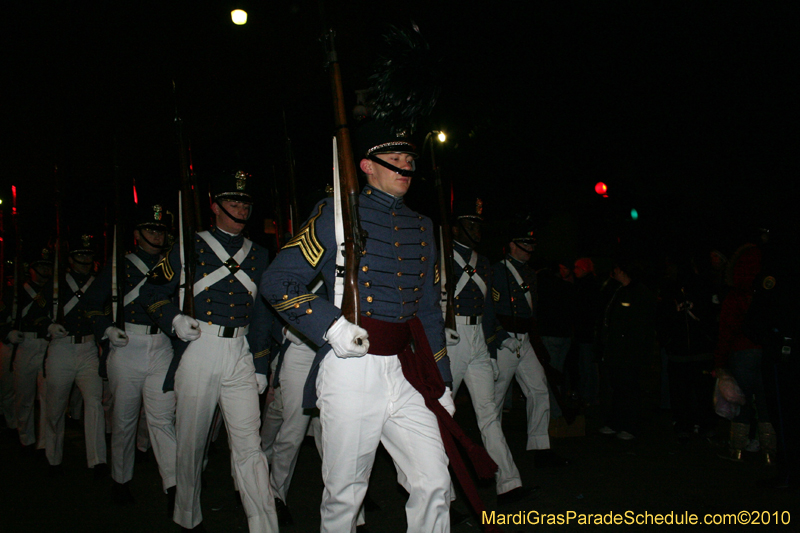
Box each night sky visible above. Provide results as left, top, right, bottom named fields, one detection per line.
left=2, top=1, right=797, bottom=266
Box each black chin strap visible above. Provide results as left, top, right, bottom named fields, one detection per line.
left=71, top=257, right=94, bottom=266
left=137, top=230, right=170, bottom=251
left=217, top=203, right=251, bottom=225
left=457, top=219, right=481, bottom=247
left=368, top=154, right=415, bottom=177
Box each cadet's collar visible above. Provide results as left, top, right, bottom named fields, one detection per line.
left=506, top=254, right=526, bottom=268
left=453, top=240, right=472, bottom=254
left=212, top=226, right=244, bottom=246
left=135, top=247, right=162, bottom=265
left=361, top=185, right=405, bottom=210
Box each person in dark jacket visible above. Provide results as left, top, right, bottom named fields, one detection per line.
left=598, top=257, right=657, bottom=440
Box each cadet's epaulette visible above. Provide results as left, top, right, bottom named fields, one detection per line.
left=492, top=288, right=500, bottom=302
left=433, top=347, right=447, bottom=361
left=147, top=300, right=171, bottom=315
left=273, top=294, right=318, bottom=312
left=434, top=262, right=440, bottom=285
left=148, top=253, right=175, bottom=284
left=253, top=348, right=270, bottom=359
left=282, top=203, right=326, bottom=268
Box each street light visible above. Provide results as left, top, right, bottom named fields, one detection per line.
left=231, top=9, right=247, bottom=25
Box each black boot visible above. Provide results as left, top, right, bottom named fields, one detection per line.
left=93, top=463, right=110, bottom=480
left=167, top=485, right=176, bottom=516
left=112, top=481, right=136, bottom=505
left=275, top=497, right=293, bottom=526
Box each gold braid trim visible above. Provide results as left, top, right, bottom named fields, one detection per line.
left=434, top=262, right=440, bottom=285
left=273, top=294, right=318, bottom=312
left=147, top=300, right=171, bottom=314
left=85, top=310, right=106, bottom=318
left=486, top=334, right=497, bottom=344
left=282, top=204, right=326, bottom=268
left=148, top=254, right=174, bottom=283
left=492, top=288, right=500, bottom=302
left=433, top=347, right=447, bottom=362
left=253, top=348, right=270, bottom=359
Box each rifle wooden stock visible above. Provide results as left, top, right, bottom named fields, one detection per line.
left=325, top=31, right=363, bottom=324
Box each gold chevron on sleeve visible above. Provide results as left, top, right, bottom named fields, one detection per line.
left=148, top=255, right=174, bottom=283
left=433, top=347, right=447, bottom=362
left=282, top=203, right=326, bottom=267
left=486, top=334, right=497, bottom=344
left=147, top=300, right=171, bottom=314
left=492, top=288, right=500, bottom=302
left=253, top=348, right=270, bottom=359
left=273, top=294, right=318, bottom=312
left=434, top=261, right=440, bottom=285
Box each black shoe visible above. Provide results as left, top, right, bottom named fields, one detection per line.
left=112, top=481, right=136, bottom=505
left=47, top=464, right=64, bottom=478
left=533, top=449, right=570, bottom=467
left=497, top=485, right=540, bottom=506
left=135, top=448, right=150, bottom=463
left=93, top=463, right=110, bottom=480
left=167, top=486, right=176, bottom=517
left=275, top=497, right=293, bottom=526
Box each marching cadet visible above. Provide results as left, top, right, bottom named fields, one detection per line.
left=1, top=299, right=19, bottom=434
left=445, top=200, right=533, bottom=504
left=263, top=120, right=455, bottom=533
left=44, top=234, right=108, bottom=477
left=489, top=221, right=565, bottom=465
left=6, top=247, right=53, bottom=452
left=82, top=204, right=177, bottom=505
left=138, top=172, right=278, bottom=532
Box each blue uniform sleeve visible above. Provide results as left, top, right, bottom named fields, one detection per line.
left=418, top=219, right=451, bottom=383
left=248, top=281, right=276, bottom=375
left=261, top=200, right=341, bottom=347
left=82, top=262, right=113, bottom=339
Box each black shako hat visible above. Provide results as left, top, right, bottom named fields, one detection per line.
left=211, top=171, right=255, bottom=204
left=509, top=215, right=536, bottom=247
left=134, top=203, right=169, bottom=230
left=451, top=197, right=484, bottom=225
left=68, top=233, right=96, bottom=256
left=354, top=119, right=418, bottom=160
left=27, top=246, right=54, bottom=268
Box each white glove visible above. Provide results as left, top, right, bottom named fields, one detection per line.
left=438, top=387, right=455, bottom=417
left=6, top=330, right=24, bottom=345
left=104, top=326, right=129, bottom=348
left=501, top=336, right=522, bottom=353
left=283, top=327, right=304, bottom=346
left=490, top=358, right=500, bottom=381
left=324, top=318, right=369, bottom=358
left=172, top=314, right=201, bottom=342
left=48, top=323, right=68, bottom=340
left=445, top=328, right=460, bottom=346
left=256, top=374, right=267, bottom=395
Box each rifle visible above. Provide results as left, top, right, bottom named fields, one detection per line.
left=52, top=165, right=65, bottom=325
left=173, top=81, right=198, bottom=318
left=323, top=30, right=365, bottom=324
left=8, top=185, right=22, bottom=371
left=432, top=140, right=456, bottom=331
left=270, top=165, right=285, bottom=249
left=283, top=109, right=300, bottom=236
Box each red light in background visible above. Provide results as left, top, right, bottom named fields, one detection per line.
left=594, top=182, right=608, bottom=195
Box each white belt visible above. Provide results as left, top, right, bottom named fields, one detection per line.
left=197, top=322, right=249, bottom=338
left=124, top=323, right=161, bottom=336
left=455, top=315, right=483, bottom=325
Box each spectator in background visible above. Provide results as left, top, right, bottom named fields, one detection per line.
left=598, top=257, right=657, bottom=440
left=573, top=258, right=601, bottom=407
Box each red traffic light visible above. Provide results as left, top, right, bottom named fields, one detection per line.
left=594, top=182, right=608, bottom=195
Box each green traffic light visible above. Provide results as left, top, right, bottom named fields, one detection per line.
left=630, top=208, right=638, bottom=221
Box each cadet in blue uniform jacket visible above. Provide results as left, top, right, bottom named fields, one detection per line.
left=44, top=234, right=108, bottom=476
left=82, top=204, right=178, bottom=506
left=138, top=172, right=278, bottom=533
left=262, top=121, right=454, bottom=533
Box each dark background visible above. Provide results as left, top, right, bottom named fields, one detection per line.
left=1, top=1, right=797, bottom=267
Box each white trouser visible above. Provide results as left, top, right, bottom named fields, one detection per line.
left=13, top=337, right=48, bottom=447
left=68, top=382, right=84, bottom=419
left=449, top=323, right=522, bottom=494
left=317, top=351, right=451, bottom=533
left=45, top=338, right=106, bottom=467
left=260, top=355, right=283, bottom=457
left=173, top=333, right=277, bottom=532
left=108, top=332, right=176, bottom=489
left=270, top=341, right=323, bottom=503
left=494, top=333, right=551, bottom=450
left=1, top=342, right=17, bottom=429
left=137, top=404, right=151, bottom=452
